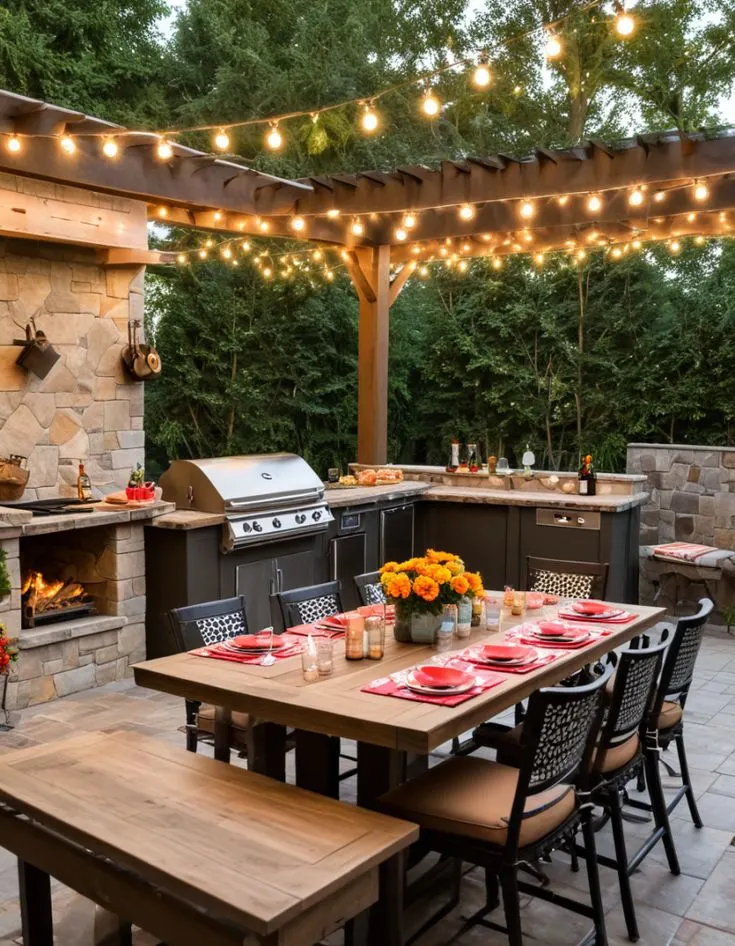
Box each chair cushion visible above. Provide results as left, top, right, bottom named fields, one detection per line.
left=657, top=700, right=683, bottom=731
left=594, top=733, right=640, bottom=774
left=377, top=756, right=575, bottom=849
left=197, top=704, right=250, bottom=732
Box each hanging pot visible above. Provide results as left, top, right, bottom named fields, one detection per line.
left=13, top=317, right=60, bottom=380
left=122, top=320, right=162, bottom=382
left=0, top=455, right=29, bottom=502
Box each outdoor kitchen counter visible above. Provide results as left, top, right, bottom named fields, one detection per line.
left=324, top=480, right=431, bottom=508
left=0, top=500, right=174, bottom=538
left=421, top=485, right=648, bottom=513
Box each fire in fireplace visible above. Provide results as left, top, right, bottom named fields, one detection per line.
left=22, top=569, right=96, bottom=629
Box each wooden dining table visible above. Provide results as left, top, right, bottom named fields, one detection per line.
left=134, top=600, right=665, bottom=807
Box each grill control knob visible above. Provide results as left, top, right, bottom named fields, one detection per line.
left=312, top=510, right=322, bottom=521
left=272, top=518, right=281, bottom=528
left=252, top=521, right=263, bottom=532
left=242, top=522, right=252, bottom=533
left=295, top=513, right=306, bottom=524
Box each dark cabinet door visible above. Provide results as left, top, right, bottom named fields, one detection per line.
left=275, top=548, right=319, bottom=594
left=330, top=532, right=367, bottom=611
left=235, top=559, right=275, bottom=632
left=380, top=504, right=414, bottom=564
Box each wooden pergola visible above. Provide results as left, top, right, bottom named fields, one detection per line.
left=1, top=89, right=735, bottom=464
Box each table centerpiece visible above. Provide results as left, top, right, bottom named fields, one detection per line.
left=380, top=550, right=483, bottom=643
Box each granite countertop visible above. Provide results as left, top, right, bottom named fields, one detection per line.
left=325, top=481, right=431, bottom=508
left=422, top=486, right=648, bottom=512
left=0, top=500, right=174, bottom=538
left=151, top=509, right=227, bottom=530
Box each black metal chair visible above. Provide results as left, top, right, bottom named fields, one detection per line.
left=526, top=555, right=609, bottom=600
left=274, top=580, right=343, bottom=628
left=354, top=571, right=386, bottom=607
left=378, top=667, right=613, bottom=946
left=167, top=596, right=252, bottom=755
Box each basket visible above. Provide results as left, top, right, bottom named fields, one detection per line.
left=0, top=457, right=29, bottom=502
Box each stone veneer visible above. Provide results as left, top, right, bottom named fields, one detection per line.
left=626, top=444, right=735, bottom=548
left=0, top=236, right=145, bottom=498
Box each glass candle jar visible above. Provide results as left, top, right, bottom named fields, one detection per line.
left=511, top=590, right=526, bottom=617
left=316, top=638, right=334, bottom=675
left=345, top=612, right=365, bottom=660
left=484, top=594, right=502, bottom=632
left=437, top=605, right=457, bottom=651
left=457, top=596, right=472, bottom=638
left=302, top=636, right=319, bottom=682
left=366, top=615, right=385, bottom=659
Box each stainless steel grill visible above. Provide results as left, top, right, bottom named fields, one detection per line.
left=160, top=453, right=334, bottom=551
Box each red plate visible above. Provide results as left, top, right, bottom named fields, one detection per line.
left=571, top=600, right=608, bottom=616
left=536, top=620, right=575, bottom=636
left=533, top=623, right=588, bottom=641
left=230, top=634, right=285, bottom=651
left=317, top=614, right=348, bottom=629
left=544, top=594, right=559, bottom=605
left=479, top=644, right=534, bottom=662
left=525, top=593, right=546, bottom=610
left=412, top=665, right=474, bottom=689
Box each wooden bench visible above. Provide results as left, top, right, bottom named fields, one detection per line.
left=0, top=731, right=418, bottom=946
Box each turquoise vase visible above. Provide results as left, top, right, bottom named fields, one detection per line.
left=410, top=611, right=442, bottom=644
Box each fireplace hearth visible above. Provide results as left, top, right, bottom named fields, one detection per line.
left=21, top=569, right=96, bottom=629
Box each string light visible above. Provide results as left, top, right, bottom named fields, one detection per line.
left=102, top=138, right=119, bottom=158
left=403, top=213, right=417, bottom=229
left=693, top=180, right=709, bottom=202
left=213, top=210, right=223, bottom=222
left=351, top=217, right=364, bottom=237
left=156, top=138, right=174, bottom=160
left=205, top=238, right=214, bottom=248
left=472, top=59, right=492, bottom=88
left=214, top=128, right=230, bottom=150
left=457, top=259, right=468, bottom=273
left=491, top=257, right=503, bottom=270
left=156, top=206, right=168, bottom=219
left=586, top=193, right=603, bottom=213
left=669, top=239, right=682, bottom=254
left=290, top=215, right=306, bottom=232
left=653, top=190, right=666, bottom=203
left=614, top=3, right=636, bottom=37
left=312, top=249, right=323, bottom=261
left=628, top=188, right=644, bottom=207
left=411, top=245, right=421, bottom=254
left=242, top=241, right=251, bottom=252
left=687, top=212, right=697, bottom=223
left=198, top=249, right=208, bottom=259
left=519, top=200, right=536, bottom=220
left=576, top=249, right=587, bottom=261
left=360, top=103, right=379, bottom=133
left=611, top=246, right=623, bottom=259
left=421, top=89, right=440, bottom=117
left=545, top=32, right=562, bottom=59
left=394, top=226, right=408, bottom=241
left=632, top=239, right=642, bottom=249
left=177, top=253, right=187, bottom=265
left=59, top=135, right=76, bottom=155
left=695, top=235, right=705, bottom=245
left=534, top=253, right=545, bottom=266
left=265, top=123, right=283, bottom=150
left=6, top=135, right=21, bottom=154
left=458, top=203, right=475, bottom=221
left=557, top=195, right=569, bottom=206
left=263, top=266, right=273, bottom=278
left=258, top=220, right=270, bottom=233
left=326, top=209, right=340, bottom=218
left=221, top=246, right=233, bottom=260
left=418, top=265, right=429, bottom=278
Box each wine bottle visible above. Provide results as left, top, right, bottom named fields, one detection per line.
left=446, top=439, right=459, bottom=473
left=77, top=461, right=92, bottom=501
left=578, top=454, right=596, bottom=496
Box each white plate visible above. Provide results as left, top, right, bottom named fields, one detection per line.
left=404, top=673, right=476, bottom=696
left=529, top=630, right=590, bottom=644
left=469, top=649, right=537, bottom=667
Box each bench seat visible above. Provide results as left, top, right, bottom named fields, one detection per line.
left=0, top=731, right=418, bottom=946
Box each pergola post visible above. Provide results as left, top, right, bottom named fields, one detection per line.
left=347, top=245, right=392, bottom=465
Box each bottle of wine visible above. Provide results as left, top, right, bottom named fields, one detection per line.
left=77, top=461, right=92, bottom=501
left=446, top=439, right=459, bottom=473
left=578, top=454, right=596, bottom=496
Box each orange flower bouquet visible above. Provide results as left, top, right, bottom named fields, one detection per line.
left=380, top=550, right=483, bottom=642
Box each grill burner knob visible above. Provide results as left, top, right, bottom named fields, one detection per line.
left=312, top=510, right=322, bottom=521
left=252, top=522, right=263, bottom=532
left=242, top=522, right=252, bottom=533
left=295, top=513, right=306, bottom=524
left=272, top=518, right=281, bottom=528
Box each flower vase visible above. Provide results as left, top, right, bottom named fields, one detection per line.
left=393, top=611, right=412, bottom=643
left=410, top=611, right=442, bottom=644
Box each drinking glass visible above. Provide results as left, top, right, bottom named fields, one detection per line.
left=484, top=595, right=502, bottom=632
left=316, top=638, right=334, bottom=675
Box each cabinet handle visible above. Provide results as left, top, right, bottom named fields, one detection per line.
left=276, top=567, right=284, bottom=593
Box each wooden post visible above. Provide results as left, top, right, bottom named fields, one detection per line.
left=346, top=245, right=413, bottom=466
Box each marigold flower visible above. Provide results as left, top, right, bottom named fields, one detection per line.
left=451, top=574, right=470, bottom=596
left=413, top=575, right=440, bottom=601
left=446, top=559, right=464, bottom=576
left=380, top=561, right=400, bottom=575
left=465, top=572, right=484, bottom=594
left=425, top=563, right=452, bottom=585
left=385, top=572, right=412, bottom=599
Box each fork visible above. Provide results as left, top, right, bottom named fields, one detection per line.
left=259, top=627, right=277, bottom=666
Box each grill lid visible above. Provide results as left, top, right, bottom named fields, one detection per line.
left=160, top=453, right=325, bottom=514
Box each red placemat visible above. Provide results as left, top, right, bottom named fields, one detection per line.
left=454, top=648, right=558, bottom=674
left=192, top=634, right=302, bottom=664
left=557, top=609, right=636, bottom=624
left=361, top=668, right=504, bottom=706
left=506, top=625, right=610, bottom=650
left=287, top=622, right=345, bottom=640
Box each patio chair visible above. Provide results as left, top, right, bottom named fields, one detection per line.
left=354, top=570, right=386, bottom=607
left=526, top=555, right=609, bottom=600
left=377, top=666, right=613, bottom=946
left=274, top=580, right=343, bottom=628
left=167, top=596, right=252, bottom=755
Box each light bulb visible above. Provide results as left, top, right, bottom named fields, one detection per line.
left=419, top=265, right=429, bottom=277
left=687, top=212, right=697, bottom=223
left=421, top=91, right=440, bottom=117
left=312, top=249, right=323, bottom=261
left=351, top=218, right=364, bottom=237
left=628, top=188, right=644, bottom=207
left=214, top=129, right=230, bottom=150
left=439, top=247, right=448, bottom=257
left=513, top=85, right=523, bottom=95
left=198, top=249, right=208, bottom=259
left=242, top=241, right=251, bottom=252
left=669, top=240, right=681, bottom=254
left=290, top=215, right=306, bottom=232
left=59, top=135, right=76, bottom=155
left=492, top=257, right=503, bottom=270
left=213, top=210, right=223, bottom=222
left=615, top=9, right=636, bottom=37
left=6, top=135, right=21, bottom=154
left=534, top=253, right=545, bottom=266
left=695, top=235, right=705, bottom=245
left=586, top=193, right=603, bottom=213
left=177, top=253, right=187, bottom=264
left=611, top=246, right=623, bottom=259
left=458, top=203, right=475, bottom=221
left=222, top=246, right=232, bottom=259
left=632, top=239, right=642, bottom=249
left=263, top=266, right=273, bottom=278
left=693, top=181, right=709, bottom=202
left=522, top=230, right=534, bottom=243
left=361, top=105, right=379, bottom=133
left=259, top=220, right=270, bottom=232
left=519, top=200, right=536, bottom=220
left=232, top=259, right=239, bottom=266
left=472, top=63, right=492, bottom=88
left=102, top=138, right=118, bottom=158
left=326, top=208, right=340, bottom=218
left=545, top=33, right=562, bottom=59
left=325, top=269, right=335, bottom=281
left=395, top=227, right=408, bottom=241
left=557, top=195, right=569, bottom=206
left=157, top=139, right=173, bottom=160
left=156, top=206, right=168, bottom=219
left=458, top=260, right=468, bottom=273
left=576, top=249, right=587, bottom=261
left=403, top=213, right=417, bottom=229
left=265, top=124, right=283, bottom=150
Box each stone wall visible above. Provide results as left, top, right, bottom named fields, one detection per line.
left=0, top=237, right=145, bottom=498
left=626, top=444, right=735, bottom=548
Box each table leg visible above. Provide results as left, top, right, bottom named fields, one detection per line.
left=213, top=706, right=231, bottom=763
left=356, top=743, right=406, bottom=808
left=18, top=860, right=53, bottom=946
left=368, top=852, right=405, bottom=946
left=247, top=722, right=287, bottom=781
left=344, top=908, right=370, bottom=946
left=93, top=907, right=133, bottom=946
left=294, top=730, right=340, bottom=797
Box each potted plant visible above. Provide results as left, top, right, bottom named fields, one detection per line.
left=380, top=550, right=484, bottom=643
left=126, top=464, right=155, bottom=502
left=0, top=622, right=18, bottom=719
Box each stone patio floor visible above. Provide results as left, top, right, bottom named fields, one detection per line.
left=1, top=633, right=735, bottom=946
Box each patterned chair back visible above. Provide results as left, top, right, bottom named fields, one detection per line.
left=503, top=666, right=611, bottom=852
left=354, top=571, right=386, bottom=607
left=168, top=596, right=249, bottom=652
left=275, top=581, right=343, bottom=629
left=595, top=640, right=668, bottom=769
left=650, top=598, right=713, bottom=725
left=526, top=555, right=609, bottom=600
